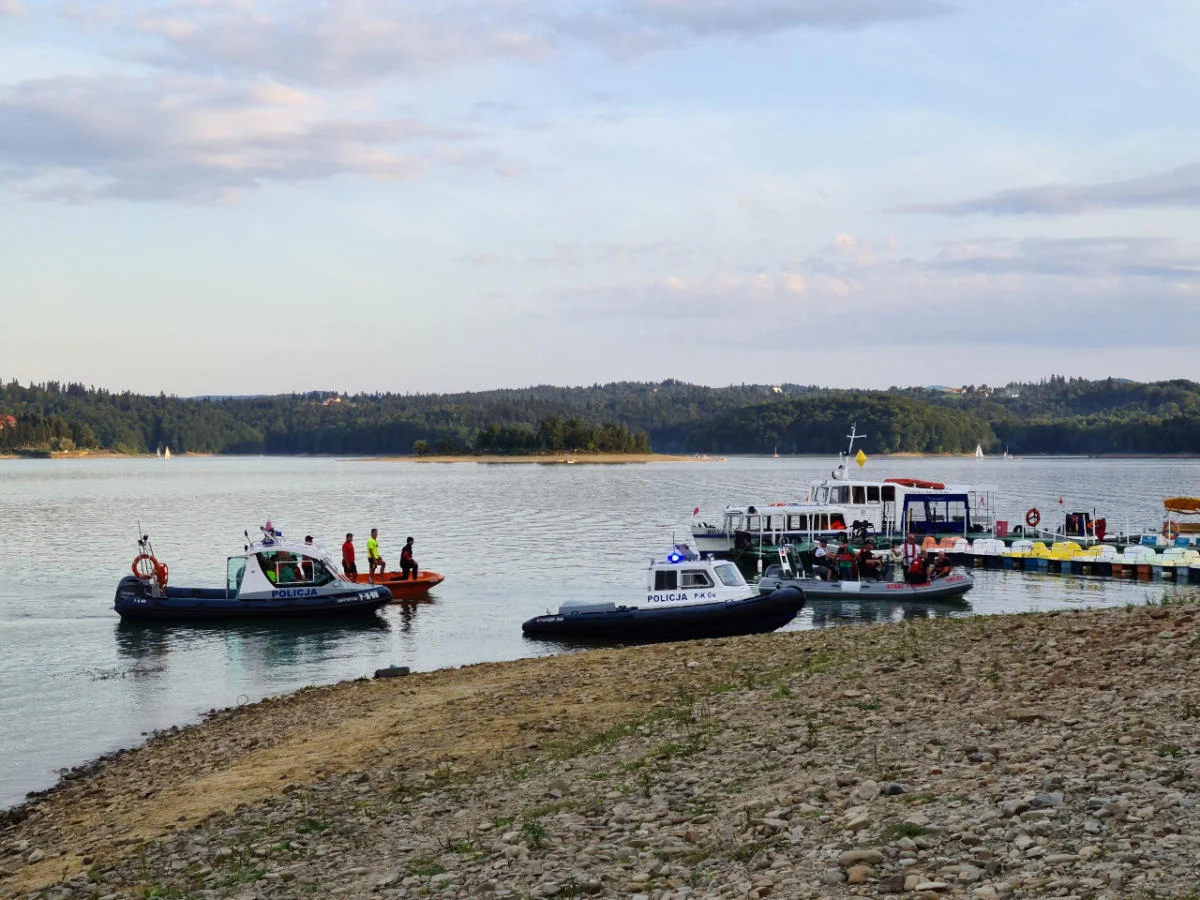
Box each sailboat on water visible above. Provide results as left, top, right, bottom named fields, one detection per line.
left=163, top=446, right=172, bottom=460
left=974, top=443, right=984, bottom=459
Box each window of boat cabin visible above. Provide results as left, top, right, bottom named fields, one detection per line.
left=747, top=515, right=761, bottom=531
left=832, top=486, right=850, bottom=503
left=787, top=514, right=807, bottom=530
left=768, top=515, right=784, bottom=532
left=713, top=563, right=744, bottom=587
left=813, top=486, right=829, bottom=503
left=654, top=569, right=678, bottom=591
left=882, top=485, right=895, bottom=502
left=255, top=552, right=335, bottom=587
left=853, top=486, right=866, bottom=504
left=680, top=569, right=713, bottom=588
left=817, top=514, right=829, bottom=530
left=831, top=514, right=847, bottom=529
left=867, top=486, right=881, bottom=502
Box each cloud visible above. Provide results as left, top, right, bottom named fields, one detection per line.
left=0, top=0, right=25, bottom=18
left=627, top=0, right=953, bottom=37
left=0, top=75, right=482, bottom=202
left=542, top=234, right=1200, bottom=349
left=74, top=0, right=953, bottom=88
left=897, top=164, right=1200, bottom=216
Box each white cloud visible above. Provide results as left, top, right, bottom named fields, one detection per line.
left=63, top=0, right=954, bottom=88
left=0, top=75, right=483, bottom=201
left=0, top=0, right=26, bottom=18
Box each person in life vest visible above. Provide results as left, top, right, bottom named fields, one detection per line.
left=907, top=554, right=929, bottom=585
left=899, top=534, right=919, bottom=568
left=367, top=528, right=385, bottom=581
left=400, top=536, right=419, bottom=581
left=932, top=551, right=953, bottom=580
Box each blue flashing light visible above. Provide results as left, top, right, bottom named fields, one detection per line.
left=667, top=553, right=684, bottom=564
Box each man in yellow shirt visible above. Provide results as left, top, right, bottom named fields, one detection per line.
left=367, top=528, right=385, bottom=582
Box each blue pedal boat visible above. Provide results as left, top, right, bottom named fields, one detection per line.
left=522, top=546, right=805, bottom=642
left=114, top=527, right=391, bottom=621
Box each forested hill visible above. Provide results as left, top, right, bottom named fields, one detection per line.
left=1, top=377, right=1198, bottom=456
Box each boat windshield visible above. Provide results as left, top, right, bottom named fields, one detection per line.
left=712, top=563, right=745, bottom=587
left=256, top=551, right=335, bottom=587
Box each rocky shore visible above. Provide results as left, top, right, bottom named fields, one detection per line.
left=3, top=600, right=1199, bottom=899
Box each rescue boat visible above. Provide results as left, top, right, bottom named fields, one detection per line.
left=114, top=526, right=392, bottom=621
left=521, top=545, right=805, bottom=642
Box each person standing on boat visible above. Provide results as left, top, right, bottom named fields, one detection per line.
left=367, top=528, right=385, bottom=581
left=857, top=542, right=883, bottom=580
left=342, top=533, right=357, bottom=579
left=813, top=540, right=837, bottom=581
left=400, top=537, right=419, bottom=581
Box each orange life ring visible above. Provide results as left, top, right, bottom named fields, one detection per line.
left=1165, top=520, right=1179, bottom=539
left=1025, top=508, right=1041, bottom=528
left=132, top=553, right=169, bottom=589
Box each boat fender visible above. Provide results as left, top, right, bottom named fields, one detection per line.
left=1025, top=507, right=1041, bottom=528
left=132, top=553, right=169, bottom=590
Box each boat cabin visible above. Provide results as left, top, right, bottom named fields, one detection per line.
left=228, top=534, right=345, bottom=599
left=641, top=552, right=749, bottom=607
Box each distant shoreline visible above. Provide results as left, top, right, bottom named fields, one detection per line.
left=355, top=452, right=709, bottom=465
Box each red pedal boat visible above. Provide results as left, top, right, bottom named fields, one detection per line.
left=349, top=570, right=444, bottom=600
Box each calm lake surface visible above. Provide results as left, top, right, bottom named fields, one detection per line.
left=2, top=454, right=1197, bottom=808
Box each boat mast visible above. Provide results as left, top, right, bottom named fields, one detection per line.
left=834, top=423, right=867, bottom=481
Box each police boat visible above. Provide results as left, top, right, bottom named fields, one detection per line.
left=521, top=545, right=805, bottom=642
left=114, top=525, right=392, bottom=621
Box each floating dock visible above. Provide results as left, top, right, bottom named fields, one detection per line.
left=929, top=537, right=1200, bottom=583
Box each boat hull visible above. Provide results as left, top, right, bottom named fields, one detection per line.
left=758, top=570, right=973, bottom=602
left=348, top=571, right=444, bottom=599
left=521, top=587, right=805, bottom=642
left=113, top=575, right=392, bottom=621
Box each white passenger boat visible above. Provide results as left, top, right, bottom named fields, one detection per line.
left=691, top=428, right=996, bottom=556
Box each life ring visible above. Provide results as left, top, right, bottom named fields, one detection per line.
left=1165, top=520, right=1180, bottom=540
left=132, top=553, right=169, bottom=590
left=1025, top=508, right=1041, bottom=528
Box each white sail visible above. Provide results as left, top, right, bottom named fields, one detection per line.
left=164, top=446, right=172, bottom=459
left=974, top=443, right=984, bottom=458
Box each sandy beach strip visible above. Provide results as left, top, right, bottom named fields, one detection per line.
left=3, top=600, right=1199, bottom=897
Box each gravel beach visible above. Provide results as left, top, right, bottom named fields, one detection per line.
left=3, top=600, right=1199, bottom=899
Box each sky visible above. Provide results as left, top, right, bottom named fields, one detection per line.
left=0, top=0, right=1198, bottom=396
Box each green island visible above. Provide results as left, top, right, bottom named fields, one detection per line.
left=2, top=375, right=1199, bottom=457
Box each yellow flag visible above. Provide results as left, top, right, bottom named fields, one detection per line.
left=855, top=449, right=868, bottom=468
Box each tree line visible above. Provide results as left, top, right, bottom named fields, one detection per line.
left=2, top=377, right=1198, bottom=456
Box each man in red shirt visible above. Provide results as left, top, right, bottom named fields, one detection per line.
left=341, top=533, right=357, bottom=578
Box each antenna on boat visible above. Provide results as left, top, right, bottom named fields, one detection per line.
left=833, top=423, right=868, bottom=480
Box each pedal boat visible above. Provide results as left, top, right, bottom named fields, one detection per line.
left=114, top=529, right=392, bottom=621
left=522, top=546, right=805, bottom=642
left=348, top=570, right=444, bottom=599
left=758, top=561, right=973, bottom=602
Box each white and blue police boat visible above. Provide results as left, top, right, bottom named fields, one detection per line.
left=521, top=545, right=805, bottom=642
left=114, top=526, right=391, bottom=621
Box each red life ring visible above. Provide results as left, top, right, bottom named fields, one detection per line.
left=132, top=553, right=169, bottom=589
left=1025, top=508, right=1041, bottom=528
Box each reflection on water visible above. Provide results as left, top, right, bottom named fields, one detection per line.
left=2, top=455, right=1199, bottom=808
left=803, top=597, right=972, bottom=628
left=114, top=617, right=392, bottom=671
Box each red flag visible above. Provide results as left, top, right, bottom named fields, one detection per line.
left=692, top=506, right=700, bottom=516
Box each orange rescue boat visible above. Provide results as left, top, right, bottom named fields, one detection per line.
left=349, top=570, right=444, bottom=600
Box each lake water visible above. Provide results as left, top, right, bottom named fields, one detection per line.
left=1, top=454, right=1197, bottom=808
